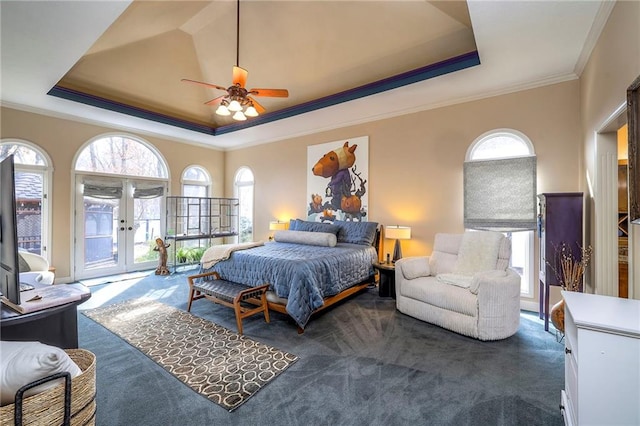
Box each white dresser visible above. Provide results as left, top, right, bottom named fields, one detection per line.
left=561, top=291, right=640, bottom=426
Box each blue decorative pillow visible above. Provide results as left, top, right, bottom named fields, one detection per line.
left=288, top=219, right=340, bottom=236
left=289, top=219, right=300, bottom=230
left=334, top=220, right=378, bottom=246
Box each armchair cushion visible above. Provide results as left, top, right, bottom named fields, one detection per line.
left=469, top=270, right=509, bottom=294
left=18, top=254, right=31, bottom=272
left=399, top=256, right=430, bottom=280
left=17, top=252, right=54, bottom=285
left=428, top=233, right=462, bottom=275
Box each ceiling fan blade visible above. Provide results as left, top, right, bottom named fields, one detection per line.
left=232, top=66, right=248, bottom=88
left=249, top=88, right=289, bottom=98
left=181, top=78, right=226, bottom=92
left=248, top=97, right=266, bottom=114
left=204, top=95, right=226, bottom=106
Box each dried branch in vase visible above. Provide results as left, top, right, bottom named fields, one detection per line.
left=547, top=242, right=593, bottom=292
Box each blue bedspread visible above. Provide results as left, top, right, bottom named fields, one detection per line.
left=198, top=242, right=377, bottom=329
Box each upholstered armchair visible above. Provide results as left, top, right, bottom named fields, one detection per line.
left=395, top=231, right=521, bottom=341
left=18, top=252, right=55, bottom=285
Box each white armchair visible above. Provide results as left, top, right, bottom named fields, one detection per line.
left=18, top=252, right=55, bottom=285
left=395, top=231, right=521, bottom=341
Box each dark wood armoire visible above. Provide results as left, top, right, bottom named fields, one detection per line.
left=538, top=192, right=583, bottom=331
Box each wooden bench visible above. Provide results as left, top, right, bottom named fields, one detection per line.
left=186, top=271, right=270, bottom=335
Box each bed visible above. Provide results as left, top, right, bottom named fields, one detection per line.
left=193, top=219, right=380, bottom=331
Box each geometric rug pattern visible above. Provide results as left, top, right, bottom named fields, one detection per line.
left=83, top=298, right=298, bottom=411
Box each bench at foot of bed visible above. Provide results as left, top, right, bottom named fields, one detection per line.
left=186, top=271, right=270, bottom=335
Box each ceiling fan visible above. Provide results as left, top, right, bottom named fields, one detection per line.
left=181, top=0, right=289, bottom=121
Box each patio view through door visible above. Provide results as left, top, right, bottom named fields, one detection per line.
left=75, top=177, right=165, bottom=279
left=73, top=135, right=168, bottom=280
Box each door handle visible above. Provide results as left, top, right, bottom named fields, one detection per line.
left=127, top=226, right=133, bottom=231
left=120, top=227, right=125, bottom=231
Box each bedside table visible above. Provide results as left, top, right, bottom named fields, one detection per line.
left=373, top=262, right=396, bottom=298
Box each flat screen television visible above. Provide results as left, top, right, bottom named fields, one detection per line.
left=0, top=154, right=21, bottom=306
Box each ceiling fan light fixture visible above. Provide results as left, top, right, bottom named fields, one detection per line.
left=228, top=100, right=243, bottom=112
left=245, top=105, right=259, bottom=117
left=233, top=110, right=247, bottom=121
left=215, top=104, right=231, bottom=116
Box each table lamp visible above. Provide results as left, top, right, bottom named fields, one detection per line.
left=385, top=225, right=411, bottom=262
left=269, top=220, right=287, bottom=240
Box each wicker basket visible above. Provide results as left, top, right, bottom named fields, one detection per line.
left=0, top=349, right=96, bottom=426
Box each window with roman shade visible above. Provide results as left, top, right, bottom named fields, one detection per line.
left=464, top=130, right=537, bottom=232
left=465, top=129, right=537, bottom=297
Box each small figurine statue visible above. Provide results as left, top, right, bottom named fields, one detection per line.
left=153, top=238, right=171, bottom=275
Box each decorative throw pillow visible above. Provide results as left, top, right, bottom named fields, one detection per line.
left=333, top=220, right=378, bottom=246
left=0, top=341, right=82, bottom=406
left=18, top=253, right=31, bottom=273
left=274, top=230, right=337, bottom=247
left=288, top=219, right=340, bottom=236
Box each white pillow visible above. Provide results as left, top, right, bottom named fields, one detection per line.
left=0, top=341, right=82, bottom=406
left=273, top=230, right=337, bottom=247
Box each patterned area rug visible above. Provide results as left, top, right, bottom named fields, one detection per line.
left=83, top=298, right=298, bottom=411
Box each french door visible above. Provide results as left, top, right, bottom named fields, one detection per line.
left=74, top=176, right=165, bottom=280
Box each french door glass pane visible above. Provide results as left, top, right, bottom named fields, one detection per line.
left=133, top=197, right=160, bottom=264
left=83, top=195, right=118, bottom=270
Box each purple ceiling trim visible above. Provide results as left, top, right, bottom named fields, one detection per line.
left=47, top=50, right=480, bottom=137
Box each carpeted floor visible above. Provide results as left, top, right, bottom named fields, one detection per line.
left=77, top=270, right=565, bottom=426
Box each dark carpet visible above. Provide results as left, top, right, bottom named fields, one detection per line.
left=77, top=270, right=565, bottom=426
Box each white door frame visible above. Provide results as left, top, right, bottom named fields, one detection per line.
left=73, top=175, right=166, bottom=280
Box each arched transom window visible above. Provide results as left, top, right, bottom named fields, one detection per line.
left=182, top=165, right=211, bottom=197
left=76, top=135, right=167, bottom=178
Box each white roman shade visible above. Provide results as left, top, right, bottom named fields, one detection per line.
left=82, top=179, right=123, bottom=199
left=133, top=181, right=165, bottom=199
left=464, top=156, right=537, bottom=231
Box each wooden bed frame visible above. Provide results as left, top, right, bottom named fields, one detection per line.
left=191, top=226, right=383, bottom=333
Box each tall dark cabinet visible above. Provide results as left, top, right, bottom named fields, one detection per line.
left=538, top=192, right=583, bottom=331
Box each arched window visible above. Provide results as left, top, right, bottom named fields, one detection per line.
left=73, top=134, right=169, bottom=279
left=0, top=140, right=53, bottom=259
left=76, top=134, right=167, bottom=177
left=181, top=166, right=211, bottom=197
left=234, top=167, right=254, bottom=243
left=466, top=129, right=536, bottom=297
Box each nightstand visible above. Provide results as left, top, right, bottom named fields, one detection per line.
left=373, top=262, right=396, bottom=298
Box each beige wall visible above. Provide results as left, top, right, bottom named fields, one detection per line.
left=2, top=1, right=637, bottom=308
left=0, top=107, right=225, bottom=279
left=580, top=0, right=640, bottom=299
left=226, top=80, right=583, bottom=305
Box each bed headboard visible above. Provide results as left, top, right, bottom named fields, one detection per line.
left=373, top=225, right=382, bottom=258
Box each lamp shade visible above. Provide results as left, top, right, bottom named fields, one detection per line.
left=385, top=225, right=411, bottom=240
left=215, top=105, right=230, bottom=116
left=269, top=221, right=287, bottom=231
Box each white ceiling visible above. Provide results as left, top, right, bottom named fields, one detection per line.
left=0, top=1, right=612, bottom=151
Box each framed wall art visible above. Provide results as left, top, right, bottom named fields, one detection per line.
left=306, top=136, right=369, bottom=222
